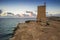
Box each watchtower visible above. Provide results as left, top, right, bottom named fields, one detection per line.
left=37, top=3, right=47, bottom=25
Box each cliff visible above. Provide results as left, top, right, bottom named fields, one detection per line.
left=10, top=20, right=60, bottom=40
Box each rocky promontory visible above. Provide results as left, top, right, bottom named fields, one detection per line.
left=10, top=20, right=60, bottom=40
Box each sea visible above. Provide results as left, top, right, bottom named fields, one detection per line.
left=0, top=18, right=36, bottom=40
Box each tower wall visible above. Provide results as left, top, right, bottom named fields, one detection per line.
left=37, top=5, right=46, bottom=24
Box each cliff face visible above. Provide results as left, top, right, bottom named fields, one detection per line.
left=10, top=21, right=60, bottom=40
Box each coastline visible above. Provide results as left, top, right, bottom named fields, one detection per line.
left=10, top=20, right=60, bottom=40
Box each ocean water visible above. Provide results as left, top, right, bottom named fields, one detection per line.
left=0, top=18, right=36, bottom=40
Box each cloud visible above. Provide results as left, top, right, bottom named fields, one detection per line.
left=7, top=12, right=14, bottom=16
left=0, top=10, right=2, bottom=14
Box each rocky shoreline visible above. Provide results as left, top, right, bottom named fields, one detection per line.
left=10, top=20, right=60, bottom=40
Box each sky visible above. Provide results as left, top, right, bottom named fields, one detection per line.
left=0, top=0, right=60, bottom=15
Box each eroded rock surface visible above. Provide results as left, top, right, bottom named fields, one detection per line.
left=10, top=21, right=60, bottom=40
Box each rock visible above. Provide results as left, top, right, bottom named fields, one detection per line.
left=10, top=21, right=60, bottom=40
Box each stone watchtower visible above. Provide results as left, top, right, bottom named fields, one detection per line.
left=37, top=3, right=47, bottom=25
